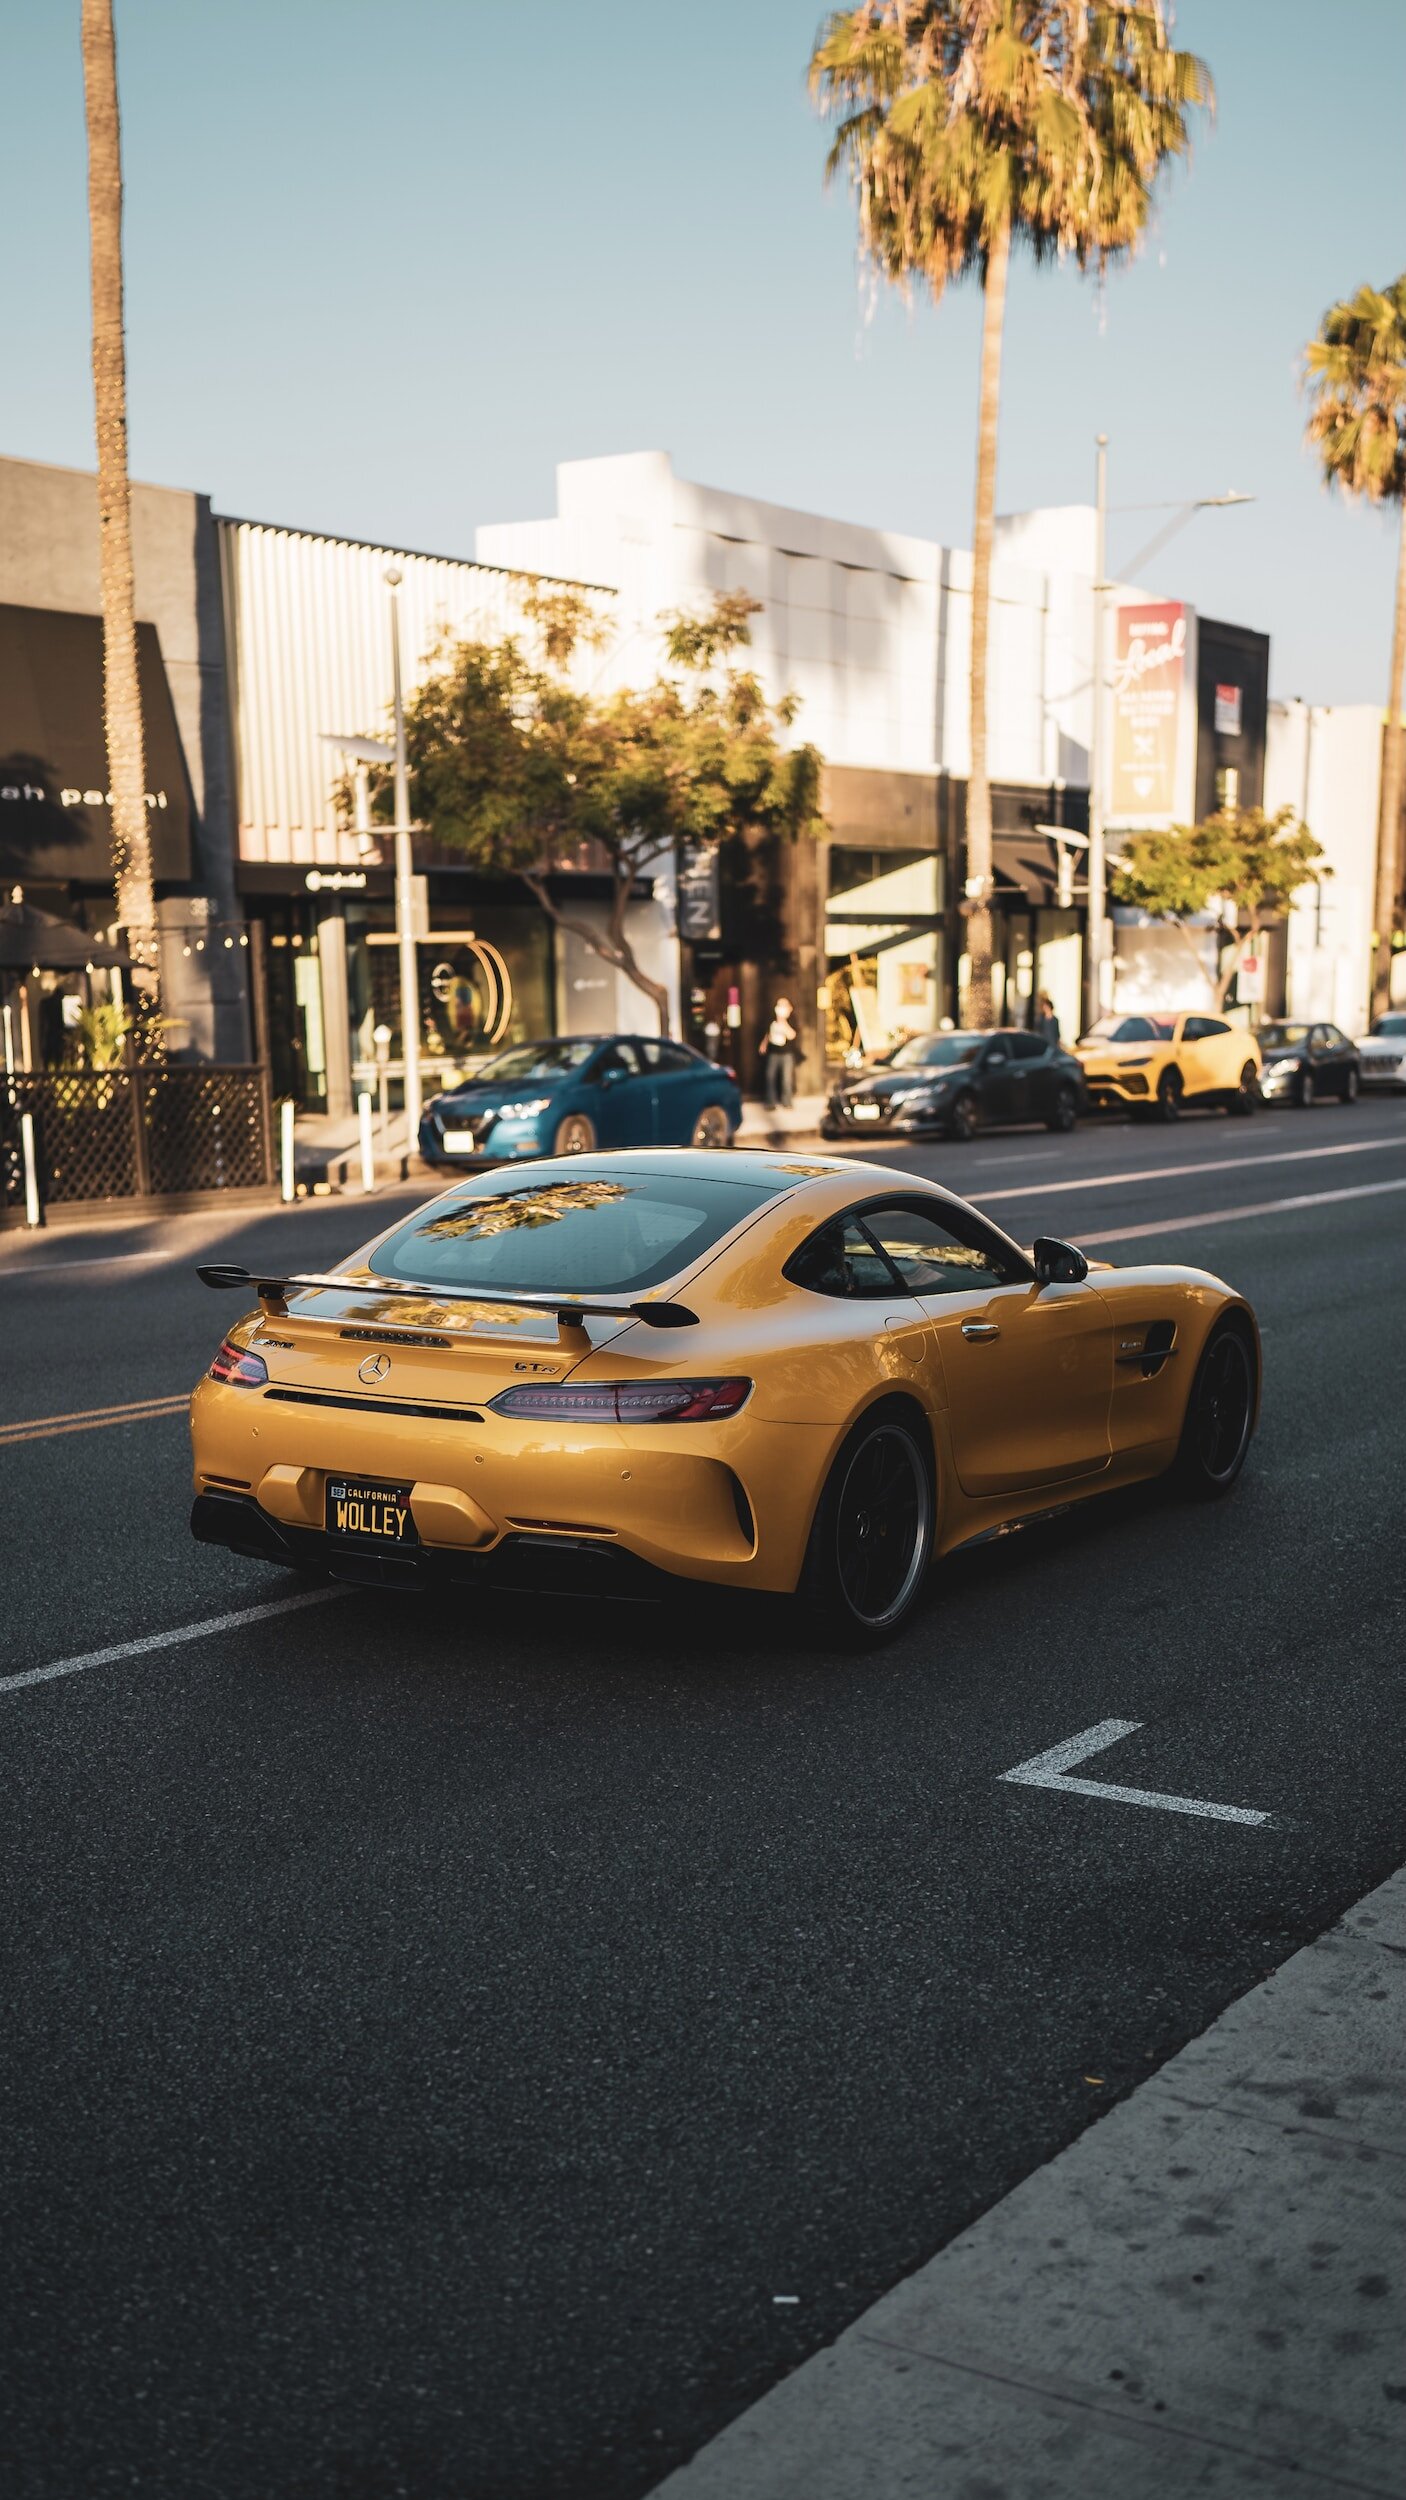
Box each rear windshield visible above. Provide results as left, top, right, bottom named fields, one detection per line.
left=370, top=1166, right=792, bottom=1295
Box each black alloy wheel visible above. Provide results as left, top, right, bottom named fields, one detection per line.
left=1228, top=1061, right=1261, bottom=1116
left=1046, top=1082, right=1078, bottom=1134
left=947, top=1090, right=980, bottom=1141
left=801, top=1411, right=934, bottom=1645
left=1343, top=1064, right=1359, bottom=1103
left=1298, top=1068, right=1316, bottom=1109
left=1173, top=1322, right=1256, bottom=1499
left=1155, top=1068, right=1183, bottom=1122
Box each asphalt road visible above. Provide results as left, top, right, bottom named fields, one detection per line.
left=2, top=1099, right=1404, bottom=2499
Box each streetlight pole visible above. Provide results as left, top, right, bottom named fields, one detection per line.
left=1082, top=447, right=1254, bottom=1035
left=385, top=568, right=421, bottom=1140
left=1084, top=434, right=1109, bottom=1037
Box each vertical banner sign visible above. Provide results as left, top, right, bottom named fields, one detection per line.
left=676, top=842, right=722, bottom=943
left=1111, top=602, right=1187, bottom=822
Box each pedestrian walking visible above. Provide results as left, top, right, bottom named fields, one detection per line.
left=1033, top=990, right=1061, bottom=1047
left=760, top=995, right=798, bottom=1109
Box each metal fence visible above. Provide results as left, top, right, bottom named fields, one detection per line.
left=1, top=1066, right=274, bottom=1217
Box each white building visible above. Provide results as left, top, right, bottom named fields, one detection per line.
left=478, top=451, right=1253, bottom=1063
left=1265, top=700, right=1387, bottom=1037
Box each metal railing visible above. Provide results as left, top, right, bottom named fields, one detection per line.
left=1, top=1065, right=274, bottom=1218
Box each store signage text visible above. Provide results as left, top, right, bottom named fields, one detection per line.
left=1111, top=602, right=1186, bottom=823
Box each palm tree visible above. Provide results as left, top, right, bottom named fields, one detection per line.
left=811, top=2, right=1212, bottom=1025
left=1304, top=277, right=1406, bottom=1020
left=81, top=0, right=158, bottom=1007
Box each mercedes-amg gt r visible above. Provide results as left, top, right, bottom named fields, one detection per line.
left=190, top=1151, right=1260, bottom=1644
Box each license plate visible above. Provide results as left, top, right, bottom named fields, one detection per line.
left=851, top=1102, right=882, bottom=1120
left=325, top=1478, right=418, bottom=1544
left=441, top=1131, right=480, bottom=1154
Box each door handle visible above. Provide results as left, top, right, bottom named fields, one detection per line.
left=961, top=1319, right=1001, bottom=1342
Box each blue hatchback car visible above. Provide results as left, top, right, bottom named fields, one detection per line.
left=418, top=1034, right=743, bottom=1167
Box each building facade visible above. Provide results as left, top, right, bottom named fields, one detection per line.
left=478, top=452, right=1271, bottom=1074
left=0, top=452, right=249, bottom=1064
left=219, top=516, right=676, bottom=1113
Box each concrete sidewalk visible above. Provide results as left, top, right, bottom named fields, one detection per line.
left=653, top=1867, right=1406, bottom=2500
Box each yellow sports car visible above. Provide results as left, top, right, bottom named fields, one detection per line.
left=1076, top=1012, right=1262, bottom=1120
left=191, top=1150, right=1260, bottom=1645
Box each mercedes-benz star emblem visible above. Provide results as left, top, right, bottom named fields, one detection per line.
left=357, top=1352, right=392, bottom=1385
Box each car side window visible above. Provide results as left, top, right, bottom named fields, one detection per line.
left=861, top=1202, right=1026, bottom=1296
left=1323, top=1025, right=1347, bottom=1048
left=651, top=1041, right=697, bottom=1073
left=785, top=1219, right=903, bottom=1300
left=1011, top=1032, right=1046, bottom=1061
left=595, top=1041, right=643, bottom=1079
left=1310, top=1025, right=1332, bottom=1050
left=1183, top=1016, right=1220, bottom=1041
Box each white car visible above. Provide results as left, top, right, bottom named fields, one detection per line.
left=1356, top=1011, right=1406, bottom=1091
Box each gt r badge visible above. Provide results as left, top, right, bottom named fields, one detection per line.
left=514, top=1360, right=561, bottom=1374
left=357, top=1353, right=392, bottom=1384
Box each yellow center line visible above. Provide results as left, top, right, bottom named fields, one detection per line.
left=0, top=1393, right=191, bottom=1448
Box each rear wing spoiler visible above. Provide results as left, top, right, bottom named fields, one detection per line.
left=196, top=1263, right=698, bottom=1341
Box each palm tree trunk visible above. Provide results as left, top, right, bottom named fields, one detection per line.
left=963, top=213, right=1010, bottom=1032
left=82, top=0, right=158, bottom=1004
left=1372, top=494, right=1406, bottom=1019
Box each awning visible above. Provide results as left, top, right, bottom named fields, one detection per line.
left=0, top=898, right=133, bottom=972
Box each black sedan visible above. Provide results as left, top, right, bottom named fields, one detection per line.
left=823, top=1028, right=1087, bottom=1142
left=1256, top=1020, right=1361, bottom=1108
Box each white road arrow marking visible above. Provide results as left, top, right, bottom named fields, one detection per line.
left=1000, top=1719, right=1269, bottom=1826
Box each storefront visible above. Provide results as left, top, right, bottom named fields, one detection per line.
left=239, top=865, right=557, bottom=1114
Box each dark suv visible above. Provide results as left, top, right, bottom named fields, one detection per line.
left=823, top=1028, right=1087, bottom=1142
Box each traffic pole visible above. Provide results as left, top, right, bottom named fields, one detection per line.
left=358, top=1091, right=375, bottom=1193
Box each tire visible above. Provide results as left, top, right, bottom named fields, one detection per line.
left=1171, top=1319, right=1257, bottom=1500
left=553, top=1111, right=597, bottom=1154
left=1298, top=1069, right=1315, bottom=1109
left=1342, top=1065, right=1359, bottom=1103
left=1154, top=1068, right=1183, bottom=1122
left=1227, top=1061, right=1261, bottom=1116
left=1045, top=1082, right=1078, bottom=1134
left=690, top=1103, right=732, bottom=1149
left=947, top=1091, right=980, bottom=1142
left=799, top=1406, right=935, bottom=1647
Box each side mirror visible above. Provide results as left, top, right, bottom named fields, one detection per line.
left=1033, top=1236, right=1089, bottom=1287
left=598, top=1062, right=630, bottom=1087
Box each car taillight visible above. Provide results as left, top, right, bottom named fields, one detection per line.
left=209, top=1338, right=268, bottom=1388
left=490, top=1377, right=751, bottom=1423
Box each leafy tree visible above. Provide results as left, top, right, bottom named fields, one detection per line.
left=811, top=1, right=1213, bottom=1026
left=1304, top=275, right=1406, bottom=1016
left=1111, top=807, right=1327, bottom=1009
left=81, top=0, right=158, bottom=1009
left=387, top=590, right=824, bottom=1037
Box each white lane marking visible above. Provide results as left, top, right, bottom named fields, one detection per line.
left=1001, top=1719, right=1269, bottom=1826
left=1080, top=1173, right=1406, bottom=1247
left=978, top=1132, right=1404, bottom=1205
left=0, top=1584, right=346, bottom=1698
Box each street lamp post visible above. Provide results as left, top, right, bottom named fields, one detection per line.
left=384, top=568, right=422, bottom=1141
left=1082, top=446, right=1254, bottom=1035
left=1085, top=435, right=1110, bottom=1037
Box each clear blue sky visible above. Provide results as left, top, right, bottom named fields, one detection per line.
left=5, top=0, right=1403, bottom=706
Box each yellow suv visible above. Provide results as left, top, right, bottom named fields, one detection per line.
left=1076, top=1012, right=1262, bottom=1121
